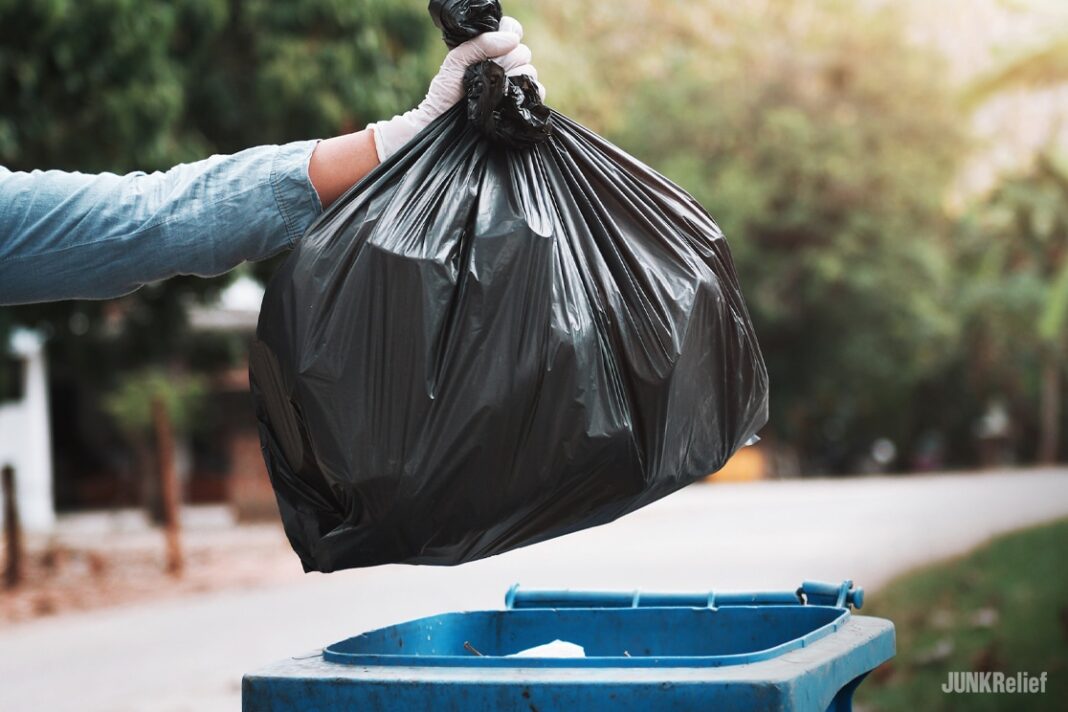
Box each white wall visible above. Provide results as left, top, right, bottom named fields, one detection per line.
left=0, top=330, right=55, bottom=532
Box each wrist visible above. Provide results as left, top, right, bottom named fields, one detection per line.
left=367, top=109, right=427, bottom=164
left=367, top=124, right=389, bottom=163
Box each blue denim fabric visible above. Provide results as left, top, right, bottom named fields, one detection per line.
left=0, top=140, right=322, bottom=305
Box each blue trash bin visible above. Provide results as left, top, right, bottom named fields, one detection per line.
left=243, top=580, right=894, bottom=711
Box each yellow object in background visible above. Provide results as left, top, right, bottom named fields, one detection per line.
left=708, top=445, right=768, bottom=483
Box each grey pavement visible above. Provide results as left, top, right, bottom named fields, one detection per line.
left=2, top=468, right=1067, bottom=711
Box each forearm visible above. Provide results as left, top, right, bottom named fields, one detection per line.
left=308, top=129, right=380, bottom=208
left=0, top=141, right=322, bottom=305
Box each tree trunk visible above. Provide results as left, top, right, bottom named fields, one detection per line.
left=1038, top=354, right=1062, bottom=464
left=153, top=397, right=184, bottom=576
left=2, top=465, right=23, bottom=589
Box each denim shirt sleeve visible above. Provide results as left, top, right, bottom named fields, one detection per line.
left=0, top=140, right=322, bottom=305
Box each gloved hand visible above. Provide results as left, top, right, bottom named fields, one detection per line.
left=368, top=16, right=543, bottom=162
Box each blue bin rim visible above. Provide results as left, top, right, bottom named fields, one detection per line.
left=321, top=581, right=863, bottom=669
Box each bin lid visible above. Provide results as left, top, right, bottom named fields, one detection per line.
left=322, top=580, right=864, bottom=668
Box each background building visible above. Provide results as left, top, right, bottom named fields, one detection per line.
left=0, top=330, right=55, bottom=532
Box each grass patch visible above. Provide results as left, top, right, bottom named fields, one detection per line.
left=855, top=517, right=1068, bottom=711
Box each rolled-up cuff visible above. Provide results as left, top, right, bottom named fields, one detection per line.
left=367, top=123, right=390, bottom=164
left=270, top=139, right=323, bottom=247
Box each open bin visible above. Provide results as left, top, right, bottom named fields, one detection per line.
left=243, top=580, right=894, bottom=711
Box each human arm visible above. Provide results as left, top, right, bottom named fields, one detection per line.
left=0, top=141, right=321, bottom=305
left=0, top=18, right=537, bottom=306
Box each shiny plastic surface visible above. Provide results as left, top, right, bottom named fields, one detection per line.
left=250, top=2, right=768, bottom=573
left=429, top=0, right=502, bottom=48
left=463, top=61, right=552, bottom=148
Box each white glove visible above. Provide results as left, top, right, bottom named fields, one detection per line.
left=368, top=16, right=544, bottom=162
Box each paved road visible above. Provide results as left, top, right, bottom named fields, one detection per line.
left=2, top=468, right=1067, bottom=711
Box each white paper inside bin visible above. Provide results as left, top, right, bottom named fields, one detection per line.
left=508, top=640, right=586, bottom=658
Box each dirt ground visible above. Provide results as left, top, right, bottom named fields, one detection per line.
left=0, top=508, right=302, bottom=624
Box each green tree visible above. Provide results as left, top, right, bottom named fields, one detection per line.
left=957, top=23, right=1068, bottom=464
left=0, top=0, right=438, bottom=497
left=528, top=0, right=969, bottom=470
left=954, top=152, right=1068, bottom=463
left=0, top=0, right=436, bottom=171
left=0, top=0, right=437, bottom=357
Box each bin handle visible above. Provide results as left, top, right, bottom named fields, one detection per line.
left=506, top=580, right=863, bottom=611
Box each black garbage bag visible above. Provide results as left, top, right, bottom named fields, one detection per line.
left=250, top=0, right=769, bottom=573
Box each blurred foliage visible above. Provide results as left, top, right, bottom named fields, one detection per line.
left=0, top=0, right=435, bottom=172
left=1, top=0, right=1065, bottom=475
left=951, top=151, right=1068, bottom=461
left=102, top=368, right=208, bottom=518
left=0, top=0, right=438, bottom=420
left=526, top=0, right=971, bottom=470
left=103, top=369, right=207, bottom=437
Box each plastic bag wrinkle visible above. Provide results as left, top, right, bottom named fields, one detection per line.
left=251, top=45, right=768, bottom=572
